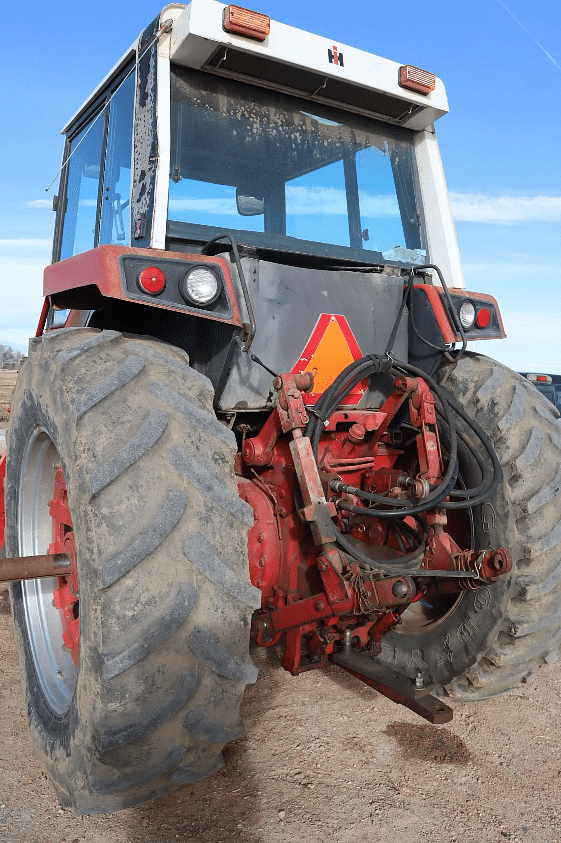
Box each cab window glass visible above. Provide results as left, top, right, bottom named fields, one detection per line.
left=60, top=115, right=105, bottom=260
left=99, top=73, right=135, bottom=246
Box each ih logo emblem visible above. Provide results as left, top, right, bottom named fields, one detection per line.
left=328, top=45, right=344, bottom=67
left=291, top=313, right=366, bottom=406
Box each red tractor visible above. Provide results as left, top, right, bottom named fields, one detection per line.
left=1, top=0, right=560, bottom=814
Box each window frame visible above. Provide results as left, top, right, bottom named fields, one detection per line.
left=52, top=62, right=135, bottom=264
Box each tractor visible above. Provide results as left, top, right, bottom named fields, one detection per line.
left=1, top=0, right=561, bottom=814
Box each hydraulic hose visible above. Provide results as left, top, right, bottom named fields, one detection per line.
left=304, top=355, right=502, bottom=572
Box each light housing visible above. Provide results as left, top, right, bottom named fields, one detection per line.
left=180, top=265, right=221, bottom=307
left=458, top=300, right=476, bottom=330
left=137, top=266, right=166, bottom=295
left=399, top=66, right=436, bottom=96
left=527, top=374, right=552, bottom=383
left=223, top=5, right=270, bottom=41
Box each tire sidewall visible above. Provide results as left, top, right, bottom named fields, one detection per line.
left=6, top=344, right=104, bottom=801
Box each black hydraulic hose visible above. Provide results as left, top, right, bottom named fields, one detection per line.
left=388, top=516, right=425, bottom=550
left=303, top=354, right=501, bottom=573
left=334, top=358, right=501, bottom=513
left=413, top=264, right=467, bottom=360
left=316, top=359, right=461, bottom=516
left=434, top=391, right=502, bottom=508
left=337, top=526, right=427, bottom=569
left=201, top=232, right=256, bottom=350
left=389, top=521, right=407, bottom=553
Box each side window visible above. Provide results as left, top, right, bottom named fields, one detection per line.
left=99, top=73, right=135, bottom=246
left=59, top=68, right=135, bottom=261
left=59, top=116, right=105, bottom=260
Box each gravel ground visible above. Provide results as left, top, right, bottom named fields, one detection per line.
left=1, top=620, right=561, bottom=843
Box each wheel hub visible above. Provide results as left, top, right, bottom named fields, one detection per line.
left=19, top=428, right=78, bottom=714
left=49, top=467, right=80, bottom=667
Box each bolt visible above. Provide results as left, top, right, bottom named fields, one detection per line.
left=257, top=532, right=264, bottom=543
left=414, top=671, right=424, bottom=689
left=348, top=423, right=365, bottom=443
left=343, top=629, right=352, bottom=653
left=392, top=580, right=409, bottom=598
left=315, top=600, right=325, bottom=612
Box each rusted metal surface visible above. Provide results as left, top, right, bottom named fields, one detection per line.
left=332, top=651, right=454, bottom=724
left=0, top=553, right=71, bottom=583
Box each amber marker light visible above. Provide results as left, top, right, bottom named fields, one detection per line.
left=399, top=65, right=436, bottom=95
left=223, top=5, right=271, bottom=41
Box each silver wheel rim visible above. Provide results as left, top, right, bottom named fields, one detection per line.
left=18, top=425, right=77, bottom=714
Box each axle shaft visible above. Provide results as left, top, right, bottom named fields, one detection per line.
left=0, top=553, right=72, bottom=583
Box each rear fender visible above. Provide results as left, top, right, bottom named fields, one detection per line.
left=43, top=245, right=244, bottom=330
left=413, top=284, right=505, bottom=343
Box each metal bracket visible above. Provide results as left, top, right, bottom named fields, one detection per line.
left=332, top=649, right=453, bottom=724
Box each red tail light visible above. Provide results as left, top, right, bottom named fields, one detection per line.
left=137, top=266, right=166, bottom=295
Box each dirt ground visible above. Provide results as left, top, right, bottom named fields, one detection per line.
left=0, top=370, right=17, bottom=424
left=1, top=622, right=561, bottom=843
left=2, top=370, right=561, bottom=842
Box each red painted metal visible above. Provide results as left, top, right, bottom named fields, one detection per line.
left=43, top=245, right=243, bottom=327
left=410, top=378, right=443, bottom=483
left=49, top=466, right=80, bottom=666
left=35, top=297, right=50, bottom=337
left=239, top=367, right=513, bottom=682
left=414, top=284, right=506, bottom=342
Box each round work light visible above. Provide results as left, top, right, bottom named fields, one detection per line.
left=458, top=300, right=476, bottom=330
left=180, top=266, right=221, bottom=306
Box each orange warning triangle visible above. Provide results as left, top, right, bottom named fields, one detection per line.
left=291, top=314, right=366, bottom=405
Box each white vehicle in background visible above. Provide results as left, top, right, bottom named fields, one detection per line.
left=520, top=373, right=561, bottom=414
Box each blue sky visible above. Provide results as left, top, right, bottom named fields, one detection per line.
left=2, top=0, right=560, bottom=372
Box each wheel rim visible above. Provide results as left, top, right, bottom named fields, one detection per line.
left=18, top=425, right=78, bottom=714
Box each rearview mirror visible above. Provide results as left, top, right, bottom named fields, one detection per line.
left=236, top=187, right=265, bottom=216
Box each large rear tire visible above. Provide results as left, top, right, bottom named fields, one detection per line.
left=5, top=328, right=260, bottom=813
left=375, top=352, right=561, bottom=700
